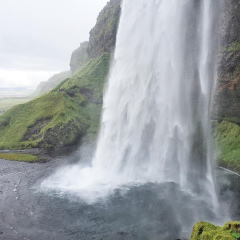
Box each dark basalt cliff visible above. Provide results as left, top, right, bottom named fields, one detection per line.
left=32, top=0, right=122, bottom=98
left=214, top=0, right=240, bottom=119
left=87, top=0, right=121, bottom=60
left=1, top=0, right=240, bottom=174
left=213, top=0, right=240, bottom=174
left=70, top=0, right=121, bottom=67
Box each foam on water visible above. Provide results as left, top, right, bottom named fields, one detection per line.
left=42, top=0, right=224, bottom=217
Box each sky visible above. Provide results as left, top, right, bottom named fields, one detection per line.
left=0, top=0, right=108, bottom=94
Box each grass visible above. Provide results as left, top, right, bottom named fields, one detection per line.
left=0, top=53, right=110, bottom=149
left=0, top=153, right=38, bottom=162
left=225, top=41, right=240, bottom=52
left=212, top=120, right=240, bottom=173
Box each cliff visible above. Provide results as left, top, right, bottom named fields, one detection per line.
left=213, top=0, right=240, bottom=174
left=214, top=0, right=240, bottom=119
left=70, top=0, right=121, bottom=73
left=87, top=0, right=121, bottom=59
left=0, top=0, right=121, bottom=149
left=1, top=0, right=239, bottom=175
left=31, top=0, right=122, bottom=99
left=0, top=54, right=110, bottom=149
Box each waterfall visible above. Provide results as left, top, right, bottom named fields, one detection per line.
left=42, top=0, right=224, bottom=214
left=86, top=0, right=221, bottom=207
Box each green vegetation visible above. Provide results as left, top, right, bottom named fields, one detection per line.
left=212, top=120, right=240, bottom=173
left=191, top=221, right=240, bottom=240
left=0, top=53, right=110, bottom=149
left=0, top=153, right=38, bottom=162
left=87, top=0, right=121, bottom=59
left=213, top=116, right=240, bottom=125
left=225, top=41, right=240, bottom=52
left=232, top=233, right=240, bottom=239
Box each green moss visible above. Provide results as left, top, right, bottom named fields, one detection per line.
left=0, top=153, right=38, bottom=162
left=212, top=120, right=240, bottom=173
left=191, top=221, right=240, bottom=240
left=225, top=42, right=240, bottom=52
left=87, top=1, right=121, bottom=59
left=0, top=53, right=110, bottom=149
left=213, top=117, right=240, bottom=125
left=222, top=222, right=240, bottom=233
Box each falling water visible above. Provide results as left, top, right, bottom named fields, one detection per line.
left=87, top=0, right=221, bottom=207
left=41, top=1, right=227, bottom=235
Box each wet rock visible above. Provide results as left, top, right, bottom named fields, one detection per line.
left=213, top=0, right=240, bottom=119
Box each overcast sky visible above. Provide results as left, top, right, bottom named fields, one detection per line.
left=0, top=0, right=108, bottom=92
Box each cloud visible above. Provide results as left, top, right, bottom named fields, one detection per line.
left=0, top=0, right=108, bottom=61
left=0, top=0, right=108, bottom=88
left=0, top=53, right=68, bottom=71
left=0, top=69, right=58, bottom=89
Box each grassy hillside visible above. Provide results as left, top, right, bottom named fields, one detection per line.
left=213, top=120, right=240, bottom=173
left=0, top=53, right=110, bottom=150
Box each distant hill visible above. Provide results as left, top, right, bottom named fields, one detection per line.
left=70, top=41, right=89, bottom=73
left=31, top=40, right=90, bottom=98
left=0, top=0, right=122, bottom=149
left=0, top=54, right=110, bottom=149
left=0, top=87, right=34, bottom=97
left=30, top=0, right=122, bottom=99
left=30, top=71, right=71, bottom=98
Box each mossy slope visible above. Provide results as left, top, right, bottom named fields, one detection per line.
left=0, top=153, right=38, bottom=162
left=212, top=120, right=240, bottom=173
left=0, top=54, right=110, bottom=149
left=191, top=221, right=240, bottom=240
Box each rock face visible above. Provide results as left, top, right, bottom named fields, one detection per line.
left=191, top=221, right=240, bottom=240
left=30, top=71, right=71, bottom=98
left=70, top=0, right=122, bottom=72
left=30, top=0, right=122, bottom=98
left=0, top=0, right=122, bottom=149
left=87, top=0, right=122, bottom=59
left=70, top=41, right=89, bottom=73
left=212, top=0, right=240, bottom=173
left=213, top=0, right=240, bottom=119
left=0, top=54, right=110, bottom=149
left=27, top=0, right=122, bottom=99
